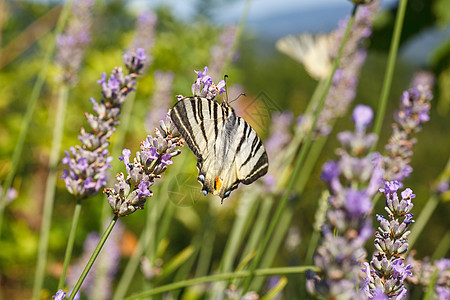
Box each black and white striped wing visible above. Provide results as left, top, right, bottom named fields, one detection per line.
left=170, top=97, right=268, bottom=201
left=233, top=116, right=269, bottom=185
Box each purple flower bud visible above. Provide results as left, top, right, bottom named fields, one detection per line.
left=161, top=153, right=173, bottom=167
left=119, top=149, right=131, bottom=166
left=53, top=289, right=66, bottom=300
left=105, top=113, right=182, bottom=217
left=190, top=66, right=226, bottom=100
left=345, top=189, right=372, bottom=217
left=352, top=104, right=373, bottom=130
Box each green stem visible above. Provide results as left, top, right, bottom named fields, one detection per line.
left=195, top=219, right=216, bottom=277
left=249, top=209, right=293, bottom=291
left=296, top=134, right=328, bottom=192
left=32, top=83, right=70, bottom=299
left=241, top=4, right=358, bottom=294
left=68, top=215, right=118, bottom=300
left=124, top=266, right=316, bottom=299
left=408, top=194, right=439, bottom=252
left=241, top=195, right=274, bottom=259
left=305, top=191, right=330, bottom=265
left=210, top=192, right=260, bottom=298
left=221, top=191, right=259, bottom=273
left=58, top=199, right=83, bottom=289
left=371, top=0, right=408, bottom=151
left=431, top=231, right=450, bottom=261
left=423, top=268, right=439, bottom=300
left=408, top=154, right=449, bottom=254
left=0, top=0, right=73, bottom=239
left=112, top=199, right=156, bottom=300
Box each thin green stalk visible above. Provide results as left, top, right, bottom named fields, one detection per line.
left=431, top=231, right=450, bottom=261
left=249, top=209, right=293, bottom=291
left=32, top=84, right=70, bottom=299
left=114, top=165, right=179, bottom=299
left=408, top=155, right=449, bottom=254
left=124, top=266, right=317, bottom=299
left=68, top=215, right=118, bottom=300
left=58, top=199, right=83, bottom=289
left=241, top=195, right=274, bottom=259
left=112, top=199, right=157, bottom=300
left=408, top=194, right=440, bottom=252
left=423, top=268, right=439, bottom=300
left=211, top=191, right=260, bottom=298
left=220, top=191, right=260, bottom=273
left=0, top=0, right=73, bottom=238
left=296, top=133, right=329, bottom=192
left=195, top=218, right=216, bottom=277
left=371, top=0, right=408, bottom=151
left=305, top=191, right=330, bottom=265
left=241, top=4, right=358, bottom=294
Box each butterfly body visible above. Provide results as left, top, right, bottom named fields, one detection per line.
left=170, top=97, right=268, bottom=201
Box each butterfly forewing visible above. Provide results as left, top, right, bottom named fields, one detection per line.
left=170, top=97, right=268, bottom=200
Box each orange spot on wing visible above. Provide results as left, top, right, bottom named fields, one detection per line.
left=214, top=177, right=222, bottom=191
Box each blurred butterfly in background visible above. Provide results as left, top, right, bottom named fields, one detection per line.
left=276, top=33, right=332, bottom=81
left=170, top=95, right=269, bottom=203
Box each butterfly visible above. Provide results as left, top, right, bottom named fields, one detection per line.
left=170, top=96, right=269, bottom=203
left=276, top=33, right=332, bottom=81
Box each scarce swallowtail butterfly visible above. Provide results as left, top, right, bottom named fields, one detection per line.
left=170, top=95, right=269, bottom=203
left=276, top=33, right=331, bottom=81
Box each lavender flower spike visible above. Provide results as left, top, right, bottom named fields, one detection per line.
left=362, top=181, right=415, bottom=299
left=105, top=113, right=182, bottom=217
left=56, top=0, right=93, bottom=85
left=297, top=0, right=380, bottom=136
left=129, top=11, right=157, bottom=56
left=308, top=105, right=383, bottom=299
left=62, top=49, right=146, bottom=199
left=191, top=66, right=225, bottom=100
left=381, top=71, right=434, bottom=182
left=53, top=289, right=66, bottom=300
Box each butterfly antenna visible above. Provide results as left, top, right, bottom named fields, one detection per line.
left=229, top=92, right=247, bottom=105
left=223, top=74, right=229, bottom=104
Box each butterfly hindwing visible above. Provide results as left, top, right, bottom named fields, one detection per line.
left=170, top=96, right=268, bottom=200
left=234, top=116, right=269, bottom=185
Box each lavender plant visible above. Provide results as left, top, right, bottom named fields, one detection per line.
left=406, top=255, right=450, bottom=299
left=307, top=105, right=383, bottom=299
left=52, top=289, right=67, bottom=300
left=61, top=49, right=146, bottom=199
left=297, top=0, right=380, bottom=136
left=362, top=180, right=415, bottom=299
left=379, top=72, right=434, bottom=181
left=208, top=24, right=238, bottom=79
left=128, top=11, right=157, bottom=73
left=105, top=113, right=182, bottom=216
left=55, top=0, right=93, bottom=86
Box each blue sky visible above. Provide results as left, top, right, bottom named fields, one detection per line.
left=128, top=0, right=397, bottom=22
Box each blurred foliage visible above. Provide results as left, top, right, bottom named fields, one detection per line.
left=0, top=0, right=449, bottom=299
